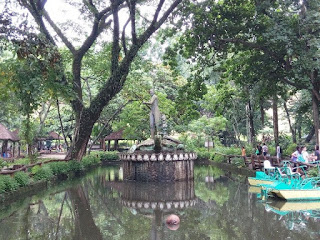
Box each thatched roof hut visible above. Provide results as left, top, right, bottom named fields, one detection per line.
left=37, top=131, right=63, bottom=141
left=47, top=131, right=63, bottom=140
left=0, top=123, right=20, bottom=158
left=105, top=129, right=125, bottom=141
left=0, top=123, right=19, bottom=141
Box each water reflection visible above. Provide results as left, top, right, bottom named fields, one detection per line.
left=0, top=166, right=320, bottom=239
left=112, top=180, right=196, bottom=238
left=263, top=200, right=320, bottom=233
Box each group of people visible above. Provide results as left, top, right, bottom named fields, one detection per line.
left=291, top=145, right=320, bottom=163
left=255, top=143, right=282, bottom=160
left=255, top=143, right=269, bottom=157
left=240, top=143, right=282, bottom=163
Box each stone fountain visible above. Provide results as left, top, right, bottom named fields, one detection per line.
left=119, top=90, right=197, bottom=182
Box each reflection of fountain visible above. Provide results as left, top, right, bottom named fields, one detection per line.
left=120, top=181, right=196, bottom=210
left=106, top=180, right=196, bottom=237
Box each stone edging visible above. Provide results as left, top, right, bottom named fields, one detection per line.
left=119, top=152, right=197, bottom=161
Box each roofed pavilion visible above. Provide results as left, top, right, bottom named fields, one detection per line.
left=0, top=123, right=20, bottom=158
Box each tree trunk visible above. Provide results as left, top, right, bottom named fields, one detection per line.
left=65, top=109, right=97, bottom=160
left=57, top=99, right=69, bottom=149
left=246, top=99, right=255, bottom=144
left=305, top=126, right=315, bottom=143
left=66, top=47, right=140, bottom=160
left=260, top=98, right=265, bottom=126
left=283, top=101, right=296, bottom=143
left=272, top=94, right=279, bottom=146
left=311, top=74, right=320, bottom=145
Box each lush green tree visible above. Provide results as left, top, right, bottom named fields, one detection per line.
left=187, top=115, right=227, bottom=148
left=2, top=0, right=183, bottom=160
left=164, top=0, right=320, bottom=146
left=0, top=38, right=64, bottom=155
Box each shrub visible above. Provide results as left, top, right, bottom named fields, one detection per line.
left=67, top=160, right=83, bottom=172
left=0, top=175, right=19, bottom=192
left=82, top=155, right=101, bottom=168
left=233, top=157, right=245, bottom=167
left=195, top=149, right=211, bottom=160
left=268, top=146, right=276, bottom=156
left=0, top=160, right=8, bottom=169
left=49, top=162, right=69, bottom=175
left=99, top=151, right=119, bottom=161
left=0, top=177, right=6, bottom=193
left=214, top=146, right=241, bottom=156
left=308, top=167, right=319, bottom=177
left=14, top=172, right=30, bottom=187
left=31, top=165, right=41, bottom=175
left=33, top=166, right=53, bottom=181
left=210, top=153, right=225, bottom=163
left=284, top=143, right=298, bottom=157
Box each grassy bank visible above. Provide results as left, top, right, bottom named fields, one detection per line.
left=0, top=151, right=119, bottom=196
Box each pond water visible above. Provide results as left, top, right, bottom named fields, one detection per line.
left=0, top=164, right=319, bottom=240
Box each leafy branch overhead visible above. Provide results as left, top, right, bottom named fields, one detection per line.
left=2, top=0, right=183, bottom=160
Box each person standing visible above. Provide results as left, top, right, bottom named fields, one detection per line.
left=301, top=146, right=310, bottom=163
left=276, top=145, right=281, bottom=164
left=262, top=143, right=268, bottom=159
left=241, top=146, right=246, bottom=162
left=314, top=145, right=320, bottom=162
left=256, top=143, right=262, bottom=155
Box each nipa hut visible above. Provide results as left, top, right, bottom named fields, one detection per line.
left=104, top=129, right=135, bottom=151
left=37, top=131, right=63, bottom=151
left=0, top=123, right=20, bottom=158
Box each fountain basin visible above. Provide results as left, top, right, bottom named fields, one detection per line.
left=119, top=151, right=197, bottom=182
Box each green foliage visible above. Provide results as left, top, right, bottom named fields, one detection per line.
left=98, top=151, right=119, bottom=161
left=67, top=160, right=83, bottom=172
left=195, top=149, right=211, bottom=160
left=0, top=177, right=6, bottom=194
left=210, top=153, right=225, bottom=163
left=31, top=165, right=41, bottom=175
left=0, top=160, right=8, bottom=169
left=308, top=167, right=319, bottom=177
left=48, top=161, right=69, bottom=175
left=268, top=146, right=276, bottom=156
left=0, top=175, right=19, bottom=192
left=82, top=155, right=101, bottom=168
left=33, top=166, right=53, bottom=181
left=14, top=171, right=30, bottom=187
left=10, top=158, right=30, bottom=166
left=214, top=146, right=241, bottom=156
left=284, top=143, right=298, bottom=157
left=20, top=119, right=37, bottom=152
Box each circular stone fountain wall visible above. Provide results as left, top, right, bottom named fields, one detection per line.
left=119, top=151, right=197, bottom=182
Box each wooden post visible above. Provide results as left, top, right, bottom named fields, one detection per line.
left=115, top=140, right=119, bottom=150
left=251, top=154, right=255, bottom=170
left=12, top=142, right=15, bottom=158
left=107, top=140, right=110, bottom=151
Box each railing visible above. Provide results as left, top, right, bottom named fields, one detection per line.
left=0, top=159, right=70, bottom=176
left=212, top=152, right=319, bottom=171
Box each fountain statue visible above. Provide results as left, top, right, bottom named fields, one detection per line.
left=144, top=89, right=161, bottom=140
left=119, top=89, right=197, bottom=182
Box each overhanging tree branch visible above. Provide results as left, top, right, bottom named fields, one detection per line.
left=126, top=0, right=137, bottom=44
left=121, top=18, right=130, bottom=55
left=42, top=10, right=76, bottom=54
left=111, top=0, right=120, bottom=73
